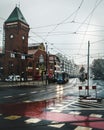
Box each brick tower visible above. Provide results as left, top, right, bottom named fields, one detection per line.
left=3, top=6, right=30, bottom=78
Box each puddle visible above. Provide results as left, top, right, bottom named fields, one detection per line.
left=0, top=96, right=66, bottom=116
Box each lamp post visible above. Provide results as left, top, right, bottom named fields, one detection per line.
left=45, top=42, right=48, bottom=85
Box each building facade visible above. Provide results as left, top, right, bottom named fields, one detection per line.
left=0, top=6, right=30, bottom=80
left=48, top=54, right=60, bottom=82
left=27, top=43, right=47, bottom=80
left=0, top=6, right=67, bottom=82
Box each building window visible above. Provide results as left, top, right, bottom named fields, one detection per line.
left=10, top=52, right=15, bottom=58
left=9, top=34, right=14, bottom=39
left=22, top=36, right=25, bottom=40
left=21, top=55, right=25, bottom=59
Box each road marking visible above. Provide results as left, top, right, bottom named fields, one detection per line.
left=25, top=118, right=41, bottom=124
left=4, top=95, right=13, bottom=98
left=51, top=109, right=62, bottom=112
left=69, top=111, right=81, bottom=115
left=4, top=115, right=21, bottom=120
left=79, top=101, right=103, bottom=107
left=30, top=91, right=37, bottom=94
left=48, top=123, right=65, bottom=128
left=59, top=100, right=78, bottom=110
left=19, top=93, right=26, bottom=96
left=63, top=107, right=104, bottom=110
left=47, top=98, right=104, bottom=111
left=75, top=126, right=92, bottom=130
left=23, top=100, right=32, bottom=103
left=89, top=114, right=102, bottom=118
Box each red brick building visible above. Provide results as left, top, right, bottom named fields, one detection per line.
left=0, top=6, right=60, bottom=81
left=27, top=43, right=47, bottom=80
left=0, top=6, right=30, bottom=80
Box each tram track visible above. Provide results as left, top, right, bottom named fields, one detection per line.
left=0, top=78, right=78, bottom=104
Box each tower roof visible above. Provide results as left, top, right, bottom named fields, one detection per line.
left=5, top=6, right=28, bottom=25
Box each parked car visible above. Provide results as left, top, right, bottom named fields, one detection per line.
left=5, top=75, right=21, bottom=81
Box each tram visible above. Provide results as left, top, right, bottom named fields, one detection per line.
left=56, top=71, right=69, bottom=84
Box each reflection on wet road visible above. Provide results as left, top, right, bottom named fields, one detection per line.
left=0, top=78, right=78, bottom=104
left=0, top=96, right=104, bottom=130
left=0, top=78, right=104, bottom=130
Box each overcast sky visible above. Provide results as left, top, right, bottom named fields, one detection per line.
left=0, top=0, right=104, bottom=65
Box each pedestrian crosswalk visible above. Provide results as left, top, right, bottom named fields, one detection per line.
left=46, top=98, right=104, bottom=112
left=44, top=98, right=104, bottom=129
left=0, top=98, right=104, bottom=130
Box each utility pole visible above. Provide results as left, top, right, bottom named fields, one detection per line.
left=87, top=41, right=90, bottom=96
left=45, top=43, right=48, bottom=85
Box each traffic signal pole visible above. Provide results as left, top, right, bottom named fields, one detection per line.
left=45, top=43, right=48, bottom=85
left=87, top=41, right=90, bottom=96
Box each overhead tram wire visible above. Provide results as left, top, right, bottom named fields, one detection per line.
left=37, top=0, right=85, bottom=60
left=30, top=31, right=88, bottom=63
left=49, top=44, right=89, bottom=65
left=76, top=32, right=104, bottom=37
left=75, top=0, right=103, bottom=55
left=77, top=0, right=102, bottom=41
left=28, top=0, right=98, bottom=62
left=32, top=31, right=104, bottom=37
left=76, top=0, right=103, bottom=55
left=31, top=0, right=104, bottom=32
left=91, top=38, right=104, bottom=44
left=43, top=0, right=84, bottom=41
left=73, top=21, right=104, bottom=28
left=57, top=0, right=84, bottom=24
left=30, top=0, right=104, bottom=62
left=72, top=0, right=84, bottom=22
left=48, top=43, right=73, bottom=59
left=75, top=0, right=103, bottom=33
left=30, top=30, right=47, bottom=43
left=31, top=20, right=104, bottom=30
left=28, top=36, right=40, bottom=43
left=74, top=0, right=103, bottom=54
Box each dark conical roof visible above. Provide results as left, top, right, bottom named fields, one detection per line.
left=5, top=6, right=28, bottom=25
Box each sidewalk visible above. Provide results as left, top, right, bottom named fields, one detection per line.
left=0, top=80, right=46, bottom=88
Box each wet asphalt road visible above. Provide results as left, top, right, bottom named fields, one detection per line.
left=0, top=78, right=104, bottom=103
left=0, top=79, right=104, bottom=130
left=0, top=78, right=78, bottom=103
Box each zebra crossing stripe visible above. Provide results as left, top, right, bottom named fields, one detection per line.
left=4, top=115, right=21, bottom=120
left=89, top=114, right=102, bottom=118
left=79, top=101, right=103, bottom=107
left=25, top=118, right=41, bottom=124
left=66, top=107, right=104, bottom=110
left=69, top=111, right=81, bottom=115
left=75, top=126, right=92, bottom=130
left=47, top=99, right=104, bottom=111
left=71, top=102, right=103, bottom=108
left=48, top=123, right=65, bottom=128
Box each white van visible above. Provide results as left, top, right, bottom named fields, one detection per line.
left=5, top=75, right=21, bottom=81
